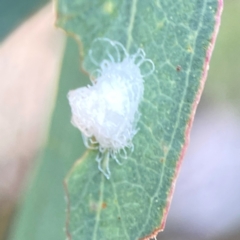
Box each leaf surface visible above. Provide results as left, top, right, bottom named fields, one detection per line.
left=55, top=1, right=222, bottom=240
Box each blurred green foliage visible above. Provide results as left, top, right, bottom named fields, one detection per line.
left=205, top=0, right=240, bottom=105
left=9, top=38, right=88, bottom=240
left=0, top=0, right=49, bottom=41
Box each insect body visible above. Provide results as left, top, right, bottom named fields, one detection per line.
left=68, top=38, right=154, bottom=179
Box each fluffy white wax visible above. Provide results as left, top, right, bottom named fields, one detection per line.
left=68, top=57, right=143, bottom=153
left=67, top=38, right=154, bottom=178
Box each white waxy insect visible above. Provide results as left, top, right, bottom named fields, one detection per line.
left=68, top=38, right=154, bottom=179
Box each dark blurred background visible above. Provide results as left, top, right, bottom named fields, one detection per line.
left=0, top=0, right=48, bottom=41
left=0, top=0, right=239, bottom=240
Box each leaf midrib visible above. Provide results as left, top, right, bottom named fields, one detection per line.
left=126, top=0, right=138, bottom=51
left=91, top=1, right=138, bottom=239
left=92, top=173, right=105, bottom=240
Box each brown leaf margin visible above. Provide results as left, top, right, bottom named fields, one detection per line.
left=64, top=151, right=91, bottom=240
left=55, top=0, right=224, bottom=239
left=142, top=0, right=223, bottom=239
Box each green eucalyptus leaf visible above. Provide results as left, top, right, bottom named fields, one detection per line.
left=55, top=0, right=222, bottom=239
